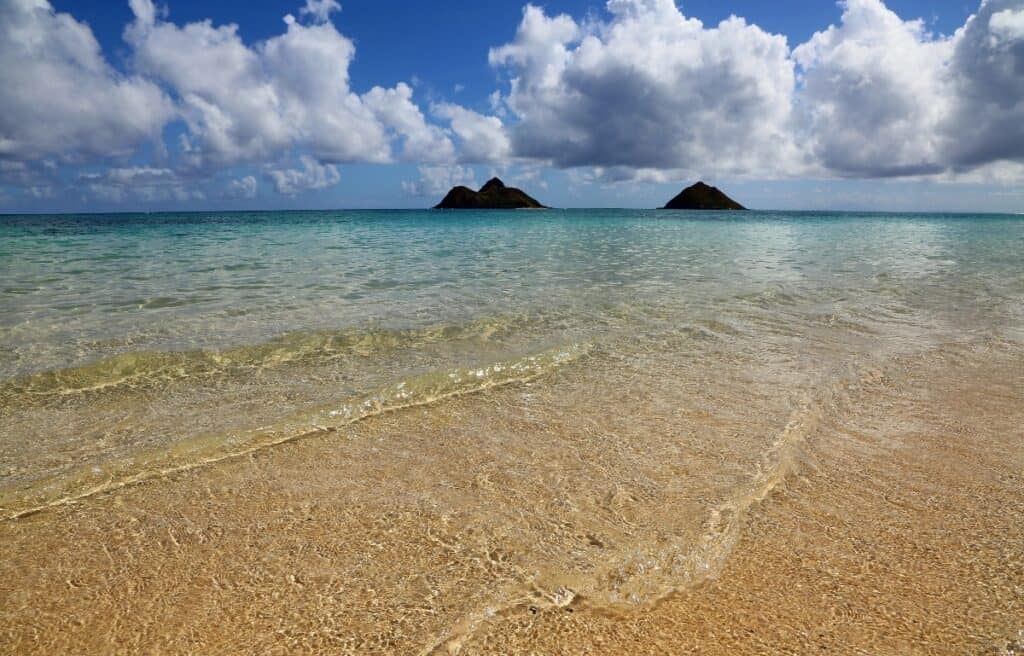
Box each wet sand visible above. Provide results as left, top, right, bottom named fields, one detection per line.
left=1, top=337, right=1021, bottom=654
left=461, top=343, right=1024, bottom=655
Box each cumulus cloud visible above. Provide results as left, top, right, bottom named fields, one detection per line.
left=0, top=0, right=173, bottom=160
left=3, top=0, right=1024, bottom=207
left=126, top=0, right=387, bottom=167
left=78, top=166, right=205, bottom=203
left=299, top=0, right=340, bottom=24
left=991, top=5, right=1024, bottom=37
left=402, top=165, right=477, bottom=196
left=431, top=103, right=512, bottom=164
left=942, top=0, right=1024, bottom=170
left=267, top=156, right=341, bottom=194
left=120, top=0, right=458, bottom=185
left=488, top=1, right=801, bottom=177
left=227, top=175, right=258, bottom=199
left=793, top=0, right=953, bottom=177
left=4, top=0, right=454, bottom=201
left=483, top=0, right=1024, bottom=183
left=789, top=0, right=1024, bottom=180
left=364, top=84, right=456, bottom=163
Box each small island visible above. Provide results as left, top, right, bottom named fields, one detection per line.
left=661, top=181, right=746, bottom=210
left=434, top=177, right=546, bottom=209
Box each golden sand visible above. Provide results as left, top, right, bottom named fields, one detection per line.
left=1, top=338, right=1021, bottom=654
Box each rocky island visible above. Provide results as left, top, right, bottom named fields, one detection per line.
left=434, top=177, right=546, bottom=209
left=661, top=181, right=746, bottom=210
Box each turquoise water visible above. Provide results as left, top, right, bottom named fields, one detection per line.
left=1, top=209, right=1022, bottom=518
left=3, top=209, right=1022, bottom=378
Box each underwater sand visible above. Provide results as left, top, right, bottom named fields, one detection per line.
left=1, top=210, right=1022, bottom=653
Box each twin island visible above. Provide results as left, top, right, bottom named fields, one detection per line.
left=434, top=178, right=746, bottom=211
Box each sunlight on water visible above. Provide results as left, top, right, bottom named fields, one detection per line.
left=1, top=210, right=1022, bottom=654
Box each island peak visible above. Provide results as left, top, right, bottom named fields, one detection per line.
left=661, top=181, right=746, bottom=210
left=434, top=178, right=545, bottom=209
left=478, top=177, right=507, bottom=193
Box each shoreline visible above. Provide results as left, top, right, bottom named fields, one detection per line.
left=2, top=338, right=1021, bottom=654
left=2, top=209, right=1022, bottom=653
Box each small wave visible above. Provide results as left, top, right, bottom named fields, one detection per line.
left=0, top=314, right=553, bottom=402
left=422, top=361, right=887, bottom=654
left=735, top=288, right=808, bottom=308
left=0, top=344, right=588, bottom=521
left=613, top=362, right=892, bottom=605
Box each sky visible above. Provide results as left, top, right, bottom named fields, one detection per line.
left=1, top=0, right=1023, bottom=212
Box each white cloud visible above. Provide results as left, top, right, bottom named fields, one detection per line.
left=788, top=0, right=1024, bottom=182
left=488, top=5, right=578, bottom=91
left=793, top=0, right=953, bottom=177
left=3, top=0, right=1024, bottom=206
left=4, top=0, right=455, bottom=201
left=127, top=0, right=158, bottom=26
left=126, top=2, right=379, bottom=167
left=990, top=6, right=1024, bottom=39
left=942, top=0, right=1024, bottom=171
left=574, top=166, right=694, bottom=185
left=0, top=160, right=54, bottom=188
left=0, top=0, right=173, bottom=160
left=125, top=0, right=448, bottom=170
left=266, top=155, right=340, bottom=194
left=260, top=14, right=393, bottom=164
left=402, top=165, right=477, bottom=196
left=487, top=1, right=801, bottom=178
left=432, top=102, right=512, bottom=164
left=27, top=185, right=54, bottom=199
left=363, top=84, right=456, bottom=163
left=499, top=163, right=550, bottom=190
left=299, top=0, right=340, bottom=24
left=933, top=160, right=1024, bottom=185
left=78, top=166, right=205, bottom=202
left=484, top=0, right=1024, bottom=184
left=228, top=175, right=258, bottom=198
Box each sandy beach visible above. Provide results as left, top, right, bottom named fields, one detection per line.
left=2, top=209, right=1023, bottom=654
left=2, top=333, right=1021, bottom=654
left=4, top=0, right=1024, bottom=650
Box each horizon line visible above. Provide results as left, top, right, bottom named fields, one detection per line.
left=2, top=208, right=1022, bottom=217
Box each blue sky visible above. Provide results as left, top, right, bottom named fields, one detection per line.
left=2, top=0, right=1023, bottom=212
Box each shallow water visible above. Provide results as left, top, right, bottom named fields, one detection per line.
left=1, top=209, right=1022, bottom=653
left=4, top=209, right=1021, bottom=379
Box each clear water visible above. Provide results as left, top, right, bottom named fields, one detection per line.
left=3, top=209, right=1021, bottom=379
left=2, top=208, right=1021, bottom=515
left=2, top=209, right=1023, bottom=652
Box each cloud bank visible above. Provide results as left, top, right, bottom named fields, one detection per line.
left=125, top=0, right=451, bottom=168
left=793, top=0, right=953, bottom=177
left=0, top=0, right=173, bottom=161
left=0, top=0, right=1022, bottom=205
left=488, top=1, right=801, bottom=176
left=488, top=0, right=1024, bottom=182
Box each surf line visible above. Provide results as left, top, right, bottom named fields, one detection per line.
left=2, top=344, right=589, bottom=522
left=422, top=360, right=882, bottom=655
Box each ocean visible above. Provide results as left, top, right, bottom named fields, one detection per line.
left=1, top=209, right=1022, bottom=653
